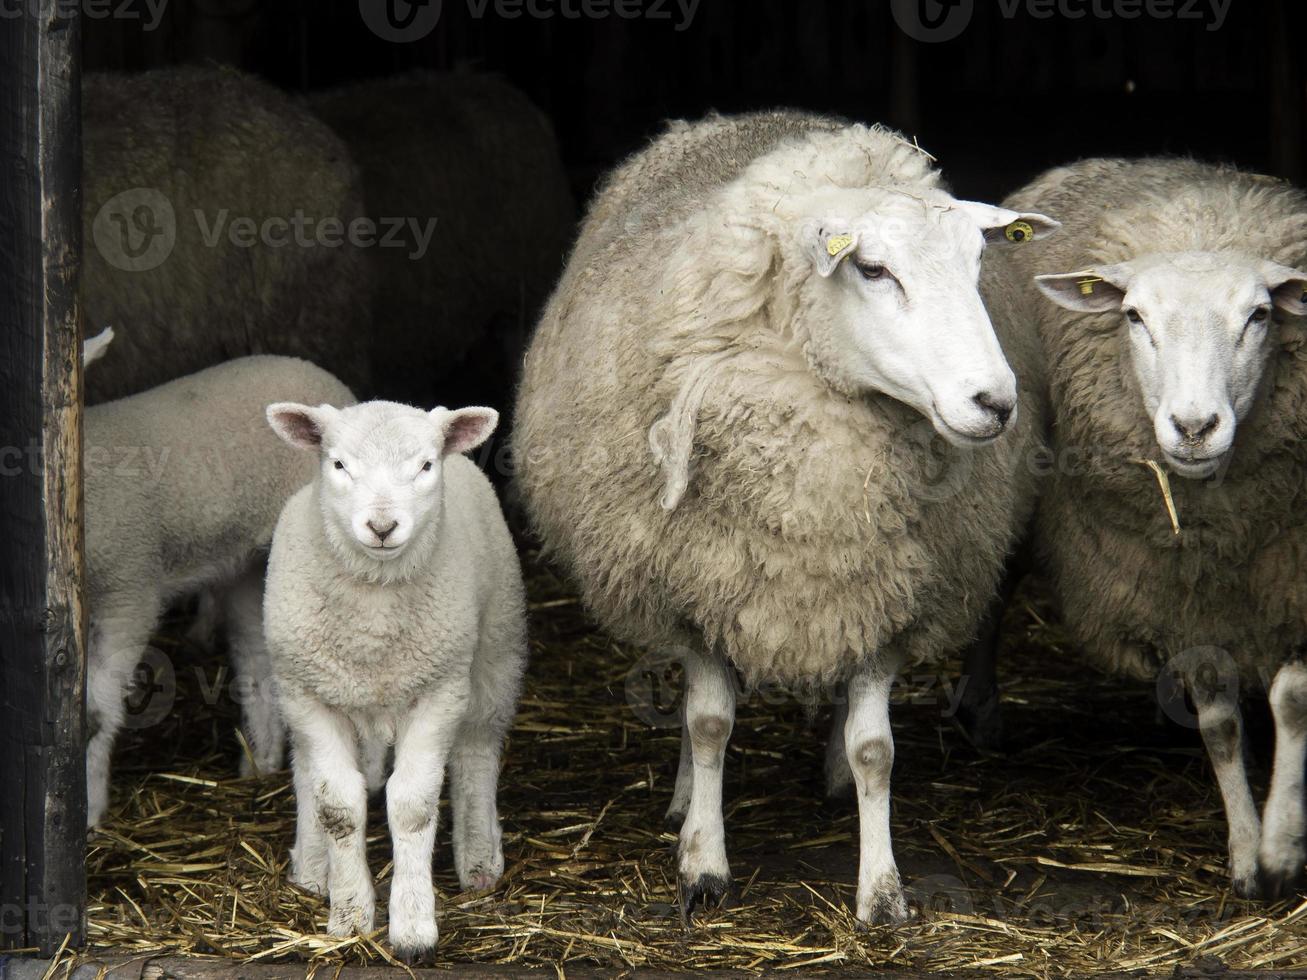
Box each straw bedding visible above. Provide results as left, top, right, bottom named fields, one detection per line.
left=63, top=550, right=1307, bottom=976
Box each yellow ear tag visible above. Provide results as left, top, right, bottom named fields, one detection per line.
left=1078, top=276, right=1102, bottom=296
left=1004, top=220, right=1035, bottom=243
left=826, top=233, right=854, bottom=257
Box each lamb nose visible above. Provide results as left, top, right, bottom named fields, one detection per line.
left=367, top=519, right=397, bottom=542
left=1171, top=413, right=1220, bottom=442
left=973, top=391, right=1014, bottom=427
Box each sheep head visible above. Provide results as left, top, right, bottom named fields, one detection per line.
left=1037, top=253, right=1307, bottom=479
left=794, top=186, right=1058, bottom=448
left=267, top=400, right=498, bottom=572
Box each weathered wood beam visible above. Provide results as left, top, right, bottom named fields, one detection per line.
left=0, top=0, right=87, bottom=956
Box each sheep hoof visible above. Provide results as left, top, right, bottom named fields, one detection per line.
left=954, top=692, right=1004, bottom=751
left=1232, top=869, right=1265, bottom=901
left=389, top=920, right=439, bottom=962
left=678, top=872, right=732, bottom=920
left=856, top=875, right=912, bottom=927
left=664, top=806, right=688, bottom=833
left=1253, top=862, right=1304, bottom=902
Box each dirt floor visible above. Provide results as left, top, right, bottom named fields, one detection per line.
left=67, top=550, right=1307, bottom=976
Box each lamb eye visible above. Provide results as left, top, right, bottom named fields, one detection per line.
left=857, top=262, right=887, bottom=281
left=1125, top=309, right=1144, bottom=325
left=1250, top=307, right=1270, bottom=324
left=421, top=461, right=434, bottom=473
left=333, top=459, right=345, bottom=471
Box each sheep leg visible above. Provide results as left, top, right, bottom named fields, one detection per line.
left=825, top=697, right=854, bottom=799
left=387, top=690, right=465, bottom=959
left=1184, top=660, right=1261, bottom=898
left=284, top=696, right=374, bottom=937
left=846, top=663, right=909, bottom=925
left=85, top=601, right=161, bottom=828
left=665, top=709, right=693, bottom=830
left=677, top=649, right=736, bottom=915
left=451, top=605, right=524, bottom=892
left=290, top=756, right=329, bottom=895
left=222, top=565, right=286, bottom=777
left=1258, top=662, right=1307, bottom=898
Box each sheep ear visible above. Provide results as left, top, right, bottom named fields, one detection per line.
left=951, top=201, right=1061, bottom=243
left=808, top=226, right=859, bottom=278
left=1264, top=262, right=1307, bottom=316
left=267, top=402, right=333, bottom=451
left=1035, top=265, right=1132, bottom=314
left=83, top=326, right=114, bottom=369
left=436, top=406, right=499, bottom=456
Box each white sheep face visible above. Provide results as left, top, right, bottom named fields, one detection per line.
left=801, top=188, right=1059, bottom=447
left=267, top=400, right=498, bottom=565
left=1037, top=253, right=1307, bottom=479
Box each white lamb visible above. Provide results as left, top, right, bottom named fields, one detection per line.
left=85, top=354, right=355, bottom=827
left=262, top=400, right=527, bottom=958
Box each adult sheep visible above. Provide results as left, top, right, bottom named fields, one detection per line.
left=1002, top=158, right=1307, bottom=900
left=514, top=111, right=1058, bottom=923
left=309, top=71, right=575, bottom=411
left=83, top=66, right=372, bottom=404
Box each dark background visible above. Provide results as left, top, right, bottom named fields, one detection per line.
left=82, top=0, right=1305, bottom=207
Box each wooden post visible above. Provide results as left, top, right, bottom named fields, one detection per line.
left=0, top=0, right=86, bottom=956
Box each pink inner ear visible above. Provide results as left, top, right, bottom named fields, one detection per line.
left=444, top=411, right=495, bottom=455
left=276, top=411, right=321, bottom=447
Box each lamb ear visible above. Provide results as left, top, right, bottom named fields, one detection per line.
left=1264, top=261, right=1307, bottom=316
left=436, top=406, right=499, bottom=456
left=267, top=402, right=334, bottom=451
left=1034, top=264, right=1133, bottom=314
left=950, top=201, right=1061, bottom=244
left=83, top=326, right=115, bottom=369
left=808, top=225, right=859, bottom=278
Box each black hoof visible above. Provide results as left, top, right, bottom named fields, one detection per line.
left=678, top=872, right=732, bottom=922
left=954, top=693, right=1004, bottom=751
left=1254, top=865, right=1305, bottom=902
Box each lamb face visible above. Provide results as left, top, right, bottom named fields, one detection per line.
left=1037, top=253, right=1307, bottom=479
left=266, top=400, right=498, bottom=575
left=799, top=187, right=1058, bottom=447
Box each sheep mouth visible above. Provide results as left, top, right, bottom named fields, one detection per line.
left=932, top=413, right=1004, bottom=449
left=1162, top=450, right=1224, bottom=480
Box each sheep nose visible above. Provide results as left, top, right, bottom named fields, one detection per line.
left=1171, top=413, right=1220, bottom=443
left=367, top=519, right=397, bottom=543
left=973, top=391, right=1015, bottom=428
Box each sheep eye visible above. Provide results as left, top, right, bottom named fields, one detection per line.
left=1249, top=307, right=1270, bottom=324
left=856, top=262, right=887, bottom=281
left=1124, top=309, right=1142, bottom=324
left=421, top=461, right=434, bottom=473
left=333, top=459, right=345, bottom=471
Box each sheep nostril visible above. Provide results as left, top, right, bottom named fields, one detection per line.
left=973, top=391, right=1014, bottom=428
left=366, top=519, right=398, bottom=543
left=1171, top=414, right=1220, bottom=443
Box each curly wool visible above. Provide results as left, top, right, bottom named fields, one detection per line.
left=515, top=111, right=1046, bottom=686
left=83, top=67, right=373, bottom=404
left=1001, top=158, right=1307, bottom=681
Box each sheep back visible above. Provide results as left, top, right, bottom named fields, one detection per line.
left=85, top=355, right=355, bottom=604
left=83, top=67, right=373, bottom=404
